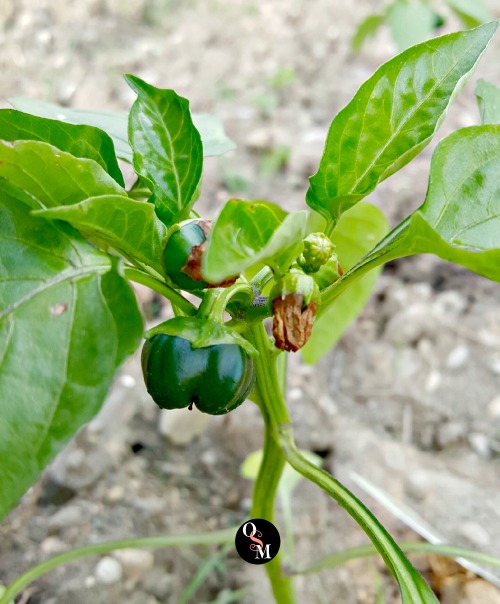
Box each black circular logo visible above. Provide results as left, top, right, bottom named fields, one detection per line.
left=235, top=518, right=280, bottom=564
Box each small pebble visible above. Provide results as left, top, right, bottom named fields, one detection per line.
left=120, top=374, right=136, bottom=388
left=40, top=537, right=66, bottom=555
left=406, top=470, right=431, bottom=501
left=200, top=449, right=218, bottom=466
left=105, top=485, right=125, bottom=504
left=491, top=357, right=500, bottom=376
left=465, top=579, right=500, bottom=604
left=425, top=369, right=441, bottom=393
left=459, top=521, right=491, bottom=548
left=445, top=344, right=469, bottom=370
left=437, top=421, right=466, bottom=448
left=48, top=505, right=83, bottom=532
left=289, top=388, right=303, bottom=401
left=161, top=462, right=191, bottom=476
left=142, top=567, right=174, bottom=600
left=488, top=395, right=500, bottom=418
left=435, top=291, right=467, bottom=317
left=468, top=433, right=490, bottom=458
left=95, top=556, right=123, bottom=584
left=158, top=407, right=209, bottom=445
left=245, top=127, right=273, bottom=150
left=84, top=576, right=96, bottom=588
left=318, top=394, right=338, bottom=415
left=113, top=549, right=154, bottom=584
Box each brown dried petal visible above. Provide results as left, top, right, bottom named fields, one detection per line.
left=272, top=293, right=318, bottom=352
left=182, top=220, right=237, bottom=287
left=183, top=242, right=206, bottom=282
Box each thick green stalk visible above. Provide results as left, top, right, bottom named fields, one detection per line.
left=249, top=323, right=296, bottom=604
left=249, top=324, right=436, bottom=602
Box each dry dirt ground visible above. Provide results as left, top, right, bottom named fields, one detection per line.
left=1, top=1, right=500, bottom=603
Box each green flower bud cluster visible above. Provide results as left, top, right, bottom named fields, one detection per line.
left=296, top=233, right=335, bottom=273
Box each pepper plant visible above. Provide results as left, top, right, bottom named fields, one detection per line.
left=1, top=21, right=500, bottom=603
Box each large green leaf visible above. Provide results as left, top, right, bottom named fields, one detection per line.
left=126, top=75, right=203, bottom=225
left=387, top=1, right=440, bottom=51
left=0, top=109, right=124, bottom=186
left=302, top=203, right=389, bottom=364
left=0, top=194, right=143, bottom=520
left=446, top=0, right=490, bottom=29
left=321, top=126, right=500, bottom=310
left=8, top=97, right=236, bottom=160
left=306, top=22, right=497, bottom=224
left=34, top=195, right=167, bottom=279
left=202, top=199, right=307, bottom=282
left=475, top=79, right=500, bottom=125
left=0, top=139, right=126, bottom=210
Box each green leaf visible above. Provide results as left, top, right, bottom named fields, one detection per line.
left=295, top=540, right=500, bottom=576
left=202, top=199, right=307, bottom=283
left=8, top=96, right=236, bottom=160
left=33, top=195, right=167, bottom=280
left=128, top=175, right=153, bottom=200
left=0, top=194, right=143, bottom=520
left=125, top=75, right=203, bottom=225
left=387, top=1, right=440, bottom=51
left=0, top=109, right=124, bottom=186
left=0, top=139, right=126, bottom=210
left=302, top=203, right=389, bottom=364
left=0, top=586, right=14, bottom=604
left=351, top=14, right=385, bottom=52
left=306, top=22, right=497, bottom=224
left=191, top=113, right=236, bottom=157
left=322, top=126, right=500, bottom=311
left=475, top=78, right=500, bottom=125
left=446, top=0, right=490, bottom=28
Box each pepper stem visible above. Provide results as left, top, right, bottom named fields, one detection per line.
left=197, top=281, right=254, bottom=324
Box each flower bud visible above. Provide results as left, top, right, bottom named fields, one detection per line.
left=311, top=254, right=343, bottom=289
left=296, top=232, right=335, bottom=273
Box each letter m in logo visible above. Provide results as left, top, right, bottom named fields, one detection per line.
left=254, top=544, right=271, bottom=560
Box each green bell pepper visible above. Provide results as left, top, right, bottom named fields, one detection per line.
left=141, top=320, right=255, bottom=415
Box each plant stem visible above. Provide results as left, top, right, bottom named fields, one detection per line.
left=249, top=323, right=296, bottom=604
left=0, top=529, right=235, bottom=604
left=124, top=266, right=197, bottom=316
left=249, top=324, right=434, bottom=601
left=197, top=282, right=254, bottom=323
left=275, top=424, right=438, bottom=600
left=251, top=266, right=274, bottom=293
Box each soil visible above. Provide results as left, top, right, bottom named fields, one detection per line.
left=1, top=1, right=500, bottom=603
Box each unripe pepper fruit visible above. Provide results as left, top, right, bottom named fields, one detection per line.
left=163, top=219, right=237, bottom=291
left=141, top=317, right=255, bottom=415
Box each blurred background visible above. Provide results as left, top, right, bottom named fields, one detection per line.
left=1, top=1, right=500, bottom=602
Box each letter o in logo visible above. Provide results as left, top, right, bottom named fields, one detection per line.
left=242, top=522, right=257, bottom=538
